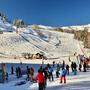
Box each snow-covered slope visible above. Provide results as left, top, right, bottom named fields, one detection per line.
left=0, top=18, right=88, bottom=63
left=0, top=27, right=84, bottom=63
left=38, top=25, right=54, bottom=30
left=30, top=71, right=90, bottom=90
left=31, top=24, right=55, bottom=30
left=61, top=24, right=90, bottom=31
left=0, top=67, right=90, bottom=90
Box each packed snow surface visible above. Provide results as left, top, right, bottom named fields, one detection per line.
left=0, top=69, right=90, bottom=90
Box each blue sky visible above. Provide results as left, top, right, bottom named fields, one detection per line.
left=0, top=0, right=90, bottom=26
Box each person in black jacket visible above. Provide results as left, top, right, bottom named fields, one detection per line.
left=43, top=66, right=48, bottom=89
left=62, top=61, right=65, bottom=70
left=26, top=66, right=30, bottom=81
left=73, top=62, right=77, bottom=75
left=66, top=64, right=69, bottom=75
left=71, top=62, right=74, bottom=72
left=56, top=64, right=60, bottom=78
left=79, top=63, right=82, bottom=72
left=83, top=61, right=87, bottom=72
left=11, top=66, right=14, bottom=74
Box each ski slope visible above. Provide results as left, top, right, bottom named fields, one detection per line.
left=0, top=20, right=85, bottom=64
left=0, top=70, right=90, bottom=90
left=30, top=71, right=90, bottom=90
left=0, top=15, right=89, bottom=64
left=0, top=29, right=83, bottom=61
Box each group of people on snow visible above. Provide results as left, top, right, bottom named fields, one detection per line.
left=36, top=64, right=54, bottom=90
left=6, top=55, right=89, bottom=90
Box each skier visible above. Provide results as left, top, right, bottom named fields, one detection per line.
left=73, top=62, right=77, bottom=75
left=60, top=68, right=67, bottom=83
left=16, top=67, right=19, bottom=78
left=30, top=66, right=34, bottom=82
left=47, top=63, right=50, bottom=69
left=36, top=69, right=45, bottom=90
left=56, top=64, right=60, bottom=78
left=71, top=62, right=74, bottom=72
left=53, top=61, right=55, bottom=67
left=48, top=66, right=54, bottom=81
left=6, top=72, right=8, bottom=82
left=66, top=64, right=69, bottom=75
left=26, top=66, right=30, bottom=81
left=78, top=63, right=82, bottom=72
left=11, top=66, right=14, bottom=74
left=39, top=65, right=44, bottom=72
left=62, top=60, right=65, bottom=69
left=83, top=61, right=87, bottom=72
left=43, top=66, right=48, bottom=89
left=18, top=66, right=22, bottom=78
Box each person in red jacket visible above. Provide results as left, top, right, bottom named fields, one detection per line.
left=36, top=69, right=45, bottom=90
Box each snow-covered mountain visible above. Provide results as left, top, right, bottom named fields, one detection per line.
left=61, top=24, right=90, bottom=31
left=0, top=16, right=15, bottom=32
left=30, top=24, right=90, bottom=31
left=30, top=24, right=55, bottom=30
left=38, top=25, right=54, bottom=30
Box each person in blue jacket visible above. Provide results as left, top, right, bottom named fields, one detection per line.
left=48, top=66, right=54, bottom=81
left=60, top=68, right=67, bottom=83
